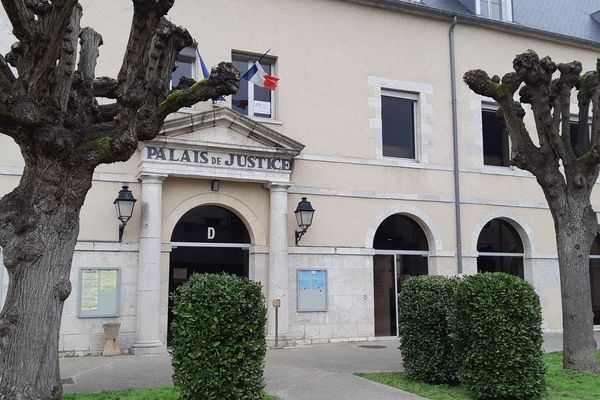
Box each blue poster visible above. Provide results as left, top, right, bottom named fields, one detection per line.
left=299, top=271, right=312, bottom=289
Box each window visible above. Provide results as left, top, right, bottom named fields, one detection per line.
left=569, top=117, right=592, bottom=154
left=477, top=219, right=524, bottom=279
left=482, top=104, right=510, bottom=167
left=171, top=47, right=196, bottom=89
left=480, top=0, right=502, bottom=19
left=381, top=91, right=417, bottom=159
left=232, top=53, right=276, bottom=119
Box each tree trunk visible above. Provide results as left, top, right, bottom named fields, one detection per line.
left=552, top=197, right=599, bottom=371
left=0, top=156, right=93, bottom=399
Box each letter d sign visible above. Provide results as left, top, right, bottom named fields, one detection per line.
left=207, top=227, right=216, bottom=240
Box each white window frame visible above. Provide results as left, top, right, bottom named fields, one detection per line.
left=481, top=102, right=511, bottom=168
left=476, top=0, right=513, bottom=21
left=380, top=89, right=419, bottom=161
left=232, top=53, right=277, bottom=120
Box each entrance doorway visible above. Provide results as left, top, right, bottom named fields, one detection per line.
left=373, top=214, right=429, bottom=337
left=168, top=205, right=250, bottom=341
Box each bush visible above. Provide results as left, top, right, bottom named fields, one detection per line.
left=453, top=273, right=546, bottom=399
left=398, top=275, right=459, bottom=384
left=170, top=273, right=267, bottom=400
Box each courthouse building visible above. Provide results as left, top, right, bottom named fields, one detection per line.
left=1, top=0, right=600, bottom=354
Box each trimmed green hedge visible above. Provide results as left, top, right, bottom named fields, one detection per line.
left=398, top=275, right=459, bottom=384
left=453, top=273, right=546, bottom=399
left=170, top=274, right=267, bottom=400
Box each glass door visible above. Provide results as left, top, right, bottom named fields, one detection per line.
left=373, top=255, right=397, bottom=336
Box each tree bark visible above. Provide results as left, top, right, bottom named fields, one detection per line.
left=546, top=183, right=600, bottom=371
left=465, top=51, right=600, bottom=371
left=0, top=157, right=93, bottom=399
left=0, top=1, right=240, bottom=397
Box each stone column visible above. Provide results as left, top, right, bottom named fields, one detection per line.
left=267, top=183, right=291, bottom=344
left=131, top=174, right=167, bottom=354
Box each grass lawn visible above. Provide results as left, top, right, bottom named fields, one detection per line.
left=63, top=387, right=279, bottom=400
left=356, top=351, right=600, bottom=400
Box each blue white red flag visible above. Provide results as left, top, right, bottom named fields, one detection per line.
left=196, top=48, right=210, bottom=79
left=242, top=61, right=279, bottom=91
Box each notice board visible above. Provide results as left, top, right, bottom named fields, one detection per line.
left=297, top=269, right=327, bottom=312
left=78, top=268, right=120, bottom=317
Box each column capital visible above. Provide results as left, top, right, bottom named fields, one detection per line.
left=137, top=173, right=168, bottom=183
left=264, top=182, right=292, bottom=191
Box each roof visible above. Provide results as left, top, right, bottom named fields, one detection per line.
left=512, top=0, right=600, bottom=44
left=350, top=0, right=600, bottom=47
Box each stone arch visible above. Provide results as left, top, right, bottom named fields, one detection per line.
left=162, top=191, right=267, bottom=246
left=470, top=210, right=535, bottom=258
left=365, top=205, right=443, bottom=255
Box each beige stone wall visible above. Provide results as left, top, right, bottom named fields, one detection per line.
left=2, top=0, right=600, bottom=349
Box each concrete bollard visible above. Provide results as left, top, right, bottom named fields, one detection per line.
left=102, top=322, right=121, bottom=356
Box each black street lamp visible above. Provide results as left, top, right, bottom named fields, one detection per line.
left=294, top=197, right=315, bottom=246
left=114, top=185, right=137, bottom=242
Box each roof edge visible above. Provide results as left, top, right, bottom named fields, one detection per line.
left=344, top=0, right=600, bottom=50
left=159, top=107, right=305, bottom=154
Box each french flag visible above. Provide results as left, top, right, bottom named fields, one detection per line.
left=242, top=61, right=279, bottom=91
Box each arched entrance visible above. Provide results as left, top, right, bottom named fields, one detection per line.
left=476, top=218, right=524, bottom=278
left=168, top=205, right=251, bottom=340
left=373, top=214, right=429, bottom=337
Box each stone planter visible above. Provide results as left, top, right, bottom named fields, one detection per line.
left=102, top=322, right=121, bottom=356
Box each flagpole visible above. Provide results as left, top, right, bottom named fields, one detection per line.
left=257, top=48, right=271, bottom=63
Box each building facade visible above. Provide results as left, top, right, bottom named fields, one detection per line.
left=1, top=0, right=600, bottom=354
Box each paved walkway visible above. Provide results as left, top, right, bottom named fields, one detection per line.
left=61, top=340, right=423, bottom=400
left=60, top=333, right=600, bottom=400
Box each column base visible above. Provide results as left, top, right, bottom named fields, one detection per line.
left=130, top=340, right=167, bottom=355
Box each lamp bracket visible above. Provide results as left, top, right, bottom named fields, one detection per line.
left=295, top=227, right=308, bottom=246
left=118, top=223, right=125, bottom=243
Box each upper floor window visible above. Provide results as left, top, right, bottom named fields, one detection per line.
left=478, top=0, right=512, bottom=21
left=232, top=52, right=276, bottom=119
left=381, top=90, right=417, bottom=159
left=172, top=47, right=196, bottom=89
left=569, top=117, right=592, bottom=153
left=482, top=103, right=510, bottom=167
left=480, top=0, right=502, bottom=19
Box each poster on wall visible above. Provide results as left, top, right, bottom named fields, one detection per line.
left=78, top=268, right=120, bottom=318
left=81, top=269, right=99, bottom=311
left=297, top=269, right=327, bottom=312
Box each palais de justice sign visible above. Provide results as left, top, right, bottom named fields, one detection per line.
left=145, top=146, right=292, bottom=171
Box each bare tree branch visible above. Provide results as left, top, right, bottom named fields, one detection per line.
left=53, top=4, right=82, bottom=111
left=0, top=0, right=36, bottom=39
left=116, top=0, right=176, bottom=108
left=93, top=77, right=118, bottom=98
left=158, top=62, right=240, bottom=119
left=77, top=27, right=103, bottom=81
left=463, top=65, right=546, bottom=175
left=0, top=55, right=15, bottom=91
left=95, top=103, right=119, bottom=122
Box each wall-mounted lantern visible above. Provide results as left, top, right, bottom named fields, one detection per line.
left=113, top=185, right=137, bottom=242
left=294, top=197, right=315, bottom=246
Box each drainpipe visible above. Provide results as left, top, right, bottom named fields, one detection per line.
left=449, top=16, right=463, bottom=274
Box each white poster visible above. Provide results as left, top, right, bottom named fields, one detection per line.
left=81, top=269, right=99, bottom=311
left=253, top=100, right=271, bottom=115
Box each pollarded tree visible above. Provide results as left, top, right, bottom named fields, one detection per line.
left=0, top=1, right=239, bottom=398
left=464, top=50, right=599, bottom=372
